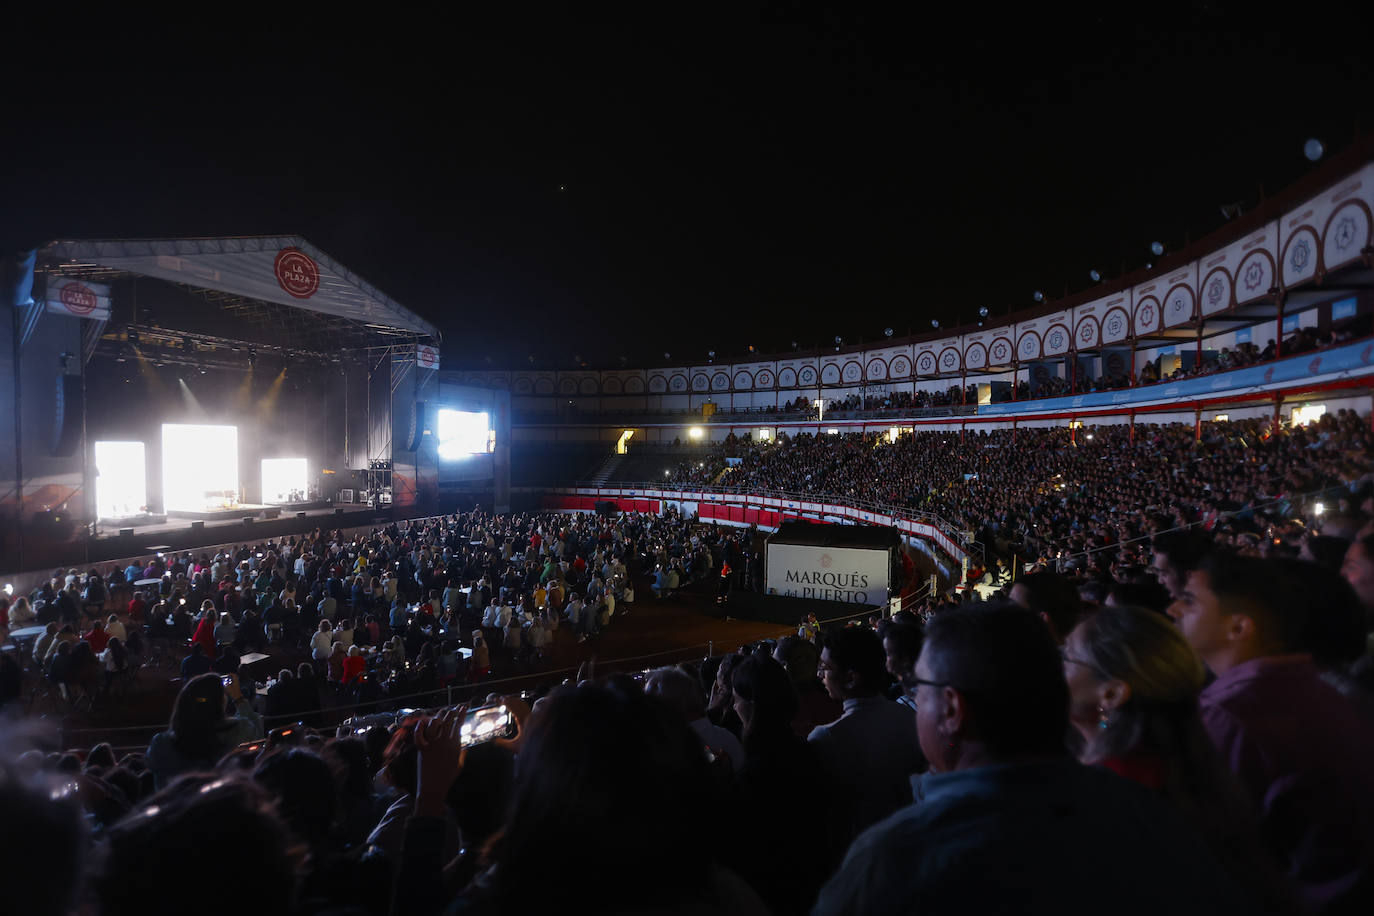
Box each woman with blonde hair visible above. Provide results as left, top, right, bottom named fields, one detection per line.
left=1063, top=604, right=1298, bottom=911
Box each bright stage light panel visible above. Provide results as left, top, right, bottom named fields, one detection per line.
left=94, top=441, right=146, bottom=519
left=436, top=409, right=494, bottom=460
left=162, top=424, right=238, bottom=511
left=262, top=458, right=307, bottom=502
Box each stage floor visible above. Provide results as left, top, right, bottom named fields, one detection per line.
left=88, top=505, right=396, bottom=560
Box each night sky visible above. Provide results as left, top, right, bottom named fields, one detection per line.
left=4, top=8, right=1372, bottom=368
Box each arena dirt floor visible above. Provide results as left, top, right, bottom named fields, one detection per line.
left=10, top=575, right=802, bottom=756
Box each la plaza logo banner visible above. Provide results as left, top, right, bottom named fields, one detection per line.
left=274, top=247, right=320, bottom=299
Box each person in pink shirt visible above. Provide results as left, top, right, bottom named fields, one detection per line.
left=1169, top=551, right=1374, bottom=913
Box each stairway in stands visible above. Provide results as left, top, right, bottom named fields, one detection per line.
left=585, top=452, right=624, bottom=486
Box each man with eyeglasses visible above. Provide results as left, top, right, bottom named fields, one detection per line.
left=813, top=604, right=1251, bottom=916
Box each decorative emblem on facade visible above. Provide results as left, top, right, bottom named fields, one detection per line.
left=1047, top=330, right=1065, bottom=350
left=1207, top=277, right=1224, bottom=307
left=1137, top=304, right=1155, bottom=328
left=1242, top=260, right=1265, bottom=292
left=1334, top=216, right=1356, bottom=251
left=1290, top=237, right=1311, bottom=272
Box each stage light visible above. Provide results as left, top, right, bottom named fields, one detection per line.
left=1314, top=501, right=1326, bottom=516
left=1304, top=138, right=1324, bottom=162
left=827, top=428, right=839, bottom=435
left=162, top=424, right=238, bottom=512
left=664, top=470, right=670, bottom=476
left=688, top=427, right=704, bottom=440
left=94, top=441, right=147, bottom=519
left=1033, top=291, right=1044, bottom=303
left=1150, top=241, right=1164, bottom=256
left=436, top=409, right=495, bottom=460
left=262, top=458, right=308, bottom=503
left=1089, top=269, right=1102, bottom=282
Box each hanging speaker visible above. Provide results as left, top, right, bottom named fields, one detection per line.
left=406, top=400, right=426, bottom=451
left=52, top=373, right=83, bottom=457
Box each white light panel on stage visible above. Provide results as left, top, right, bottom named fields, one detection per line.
left=162, top=424, right=238, bottom=511
left=94, top=440, right=146, bottom=519
left=262, top=458, right=307, bottom=502
left=436, top=409, right=494, bottom=460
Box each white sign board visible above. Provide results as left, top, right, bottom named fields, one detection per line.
left=766, top=544, right=890, bottom=605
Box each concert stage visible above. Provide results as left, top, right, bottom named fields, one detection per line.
left=92, top=504, right=396, bottom=562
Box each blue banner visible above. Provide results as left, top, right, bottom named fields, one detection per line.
left=977, top=339, right=1374, bottom=416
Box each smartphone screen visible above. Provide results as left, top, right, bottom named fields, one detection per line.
left=460, top=704, right=516, bottom=748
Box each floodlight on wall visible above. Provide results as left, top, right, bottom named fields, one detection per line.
left=1304, top=138, right=1324, bottom=162
left=834, top=336, right=843, bottom=345
left=1150, top=241, right=1165, bottom=257
left=1089, top=269, right=1101, bottom=283
left=1033, top=291, right=1045, bottom=303
left=978, top=306, right=990, bottom=318
left=930, top=319, right=940, bottom=329
left=884, top=328, right=893, bottom=338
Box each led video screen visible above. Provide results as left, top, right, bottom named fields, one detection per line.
left=261, top=458, right=308, bottom=502
left=162, top=424, right=239, bottom=511
left=94, top=440, right=147, bottom=519
left=437, top=409, right=494, bottom=460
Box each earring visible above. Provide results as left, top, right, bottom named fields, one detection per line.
left=1097, top=706, right=1110, bottom=730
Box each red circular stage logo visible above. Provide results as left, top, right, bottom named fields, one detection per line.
left=59, top=281, right=97, bottom=315
left=274, top=248, right=319, bottom=299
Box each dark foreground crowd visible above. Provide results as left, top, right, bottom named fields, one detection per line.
left=3, top=514, right=1374, bottom=914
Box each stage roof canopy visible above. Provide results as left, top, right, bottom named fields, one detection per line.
left=41, top=235, right=438, bottom=349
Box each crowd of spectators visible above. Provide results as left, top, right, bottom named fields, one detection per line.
left=666, top=410, right=1373, bottom=574
left=5, top=509, right=1374, bottom=913
left=1, top=508, right=764, bottom=720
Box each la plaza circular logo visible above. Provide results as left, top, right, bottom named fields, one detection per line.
left=274, top=247, right=319, bottom=299
left=59, top=281, right=97, bottom=315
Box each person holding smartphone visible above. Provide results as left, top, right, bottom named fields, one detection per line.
left=144, top=672, right=264, bottom=790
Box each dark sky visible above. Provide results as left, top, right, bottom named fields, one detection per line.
left=4, top=7, right=1372, bottom=368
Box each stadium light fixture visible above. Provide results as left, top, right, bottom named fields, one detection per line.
left=1089, top=269, right=1102, bottom=283
left=1150, top=241, right=1165, bottom=257
left=930, top=319, right=940, bottom=329
left=978, top=306, right=989, bottom=318
left=1033, top=291, right=1045, bottom=303
left=884, top=327, right=893, bottom=338
left=1304, top=138, right=1324, bottom=162
left=688, top=427, right=704, bottom=440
